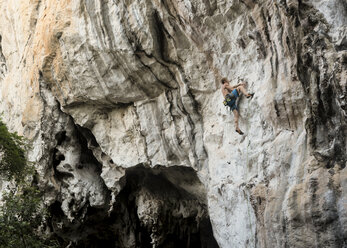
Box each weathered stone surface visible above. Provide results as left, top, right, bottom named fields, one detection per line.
left=0, top=0, right=346, bottom=247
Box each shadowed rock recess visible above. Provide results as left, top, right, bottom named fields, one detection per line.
left=0, top=0, right=346, bottom=247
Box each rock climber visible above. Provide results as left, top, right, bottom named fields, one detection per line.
left=221, top=78, right=254, bottom=135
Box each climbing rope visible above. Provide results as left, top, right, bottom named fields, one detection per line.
left=244, top=81, right=255, bottom=246
left=244, top=80, right=253, bottom=180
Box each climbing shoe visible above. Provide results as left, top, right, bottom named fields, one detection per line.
left=246, top=93, right=254, bottom=99
left=235, top=128, right=244, bottom=135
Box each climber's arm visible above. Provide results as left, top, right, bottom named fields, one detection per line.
left=225, top=83, right=243, bottom=91
left=224, top=84, right=236, bottom=91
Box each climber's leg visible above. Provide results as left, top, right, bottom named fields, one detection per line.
left=232, top=109, right=243, bottom=135
left=237, top=85, right=254, bottom=98
left=236, top=85, right=248, bottom=96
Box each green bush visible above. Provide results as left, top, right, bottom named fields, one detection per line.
left=0, top=180, right=59, bottom=248
left=0, top=119, right=26, bottom=180
left=0, top=119, right=59, bottom=248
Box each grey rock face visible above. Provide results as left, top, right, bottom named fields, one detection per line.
left=0, top=0, right=346, bottom=247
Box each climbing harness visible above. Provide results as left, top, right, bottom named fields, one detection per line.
left=223, top=94, right=235, bottom=107
left=223, top=90, right=239, bottom=111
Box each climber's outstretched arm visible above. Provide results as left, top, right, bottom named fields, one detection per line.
left=225, top=83, right=244, bottom=91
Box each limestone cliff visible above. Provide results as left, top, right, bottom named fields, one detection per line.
left=0, top=0, right=346, bottom=247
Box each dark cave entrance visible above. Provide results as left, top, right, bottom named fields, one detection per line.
left=111, top=165, right=219, bottom=248
left=70, top=165, right=219, bottom=248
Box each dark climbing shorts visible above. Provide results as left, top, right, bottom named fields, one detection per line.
left=224, top=89, right=239, bottom=111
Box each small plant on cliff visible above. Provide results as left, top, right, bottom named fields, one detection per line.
left=0, top=118, right=26, bottom=180
left=0, top=119, right=59, bottom=248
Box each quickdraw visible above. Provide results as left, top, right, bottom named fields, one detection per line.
left=223, top=94, right=236, bottom=106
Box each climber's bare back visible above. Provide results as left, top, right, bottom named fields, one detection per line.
left=221, top=82, right=235, bottom=98
left=221, top=85, right=230, bottom=98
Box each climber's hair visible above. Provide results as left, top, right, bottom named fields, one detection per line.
left=221, top=78, right=228, bottom=84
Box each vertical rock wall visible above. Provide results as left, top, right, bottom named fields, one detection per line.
left=0, top=0, right=346, bottom=247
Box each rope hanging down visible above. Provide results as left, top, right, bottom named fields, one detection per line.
left=244, top=81, right=255, bottom=246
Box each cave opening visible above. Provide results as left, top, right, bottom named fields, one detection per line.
left=68, top=165, right=219, bottom=248
left=110, top=165, right=219, bottom=248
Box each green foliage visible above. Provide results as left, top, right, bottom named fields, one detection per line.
left=0, top=119, right=26, bottom=180
left=0, top=119, right=60, bottom=248
left=0, top=179, right=59, bottom=248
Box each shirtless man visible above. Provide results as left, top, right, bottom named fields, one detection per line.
left=221, top=78, right=254, bottom=135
